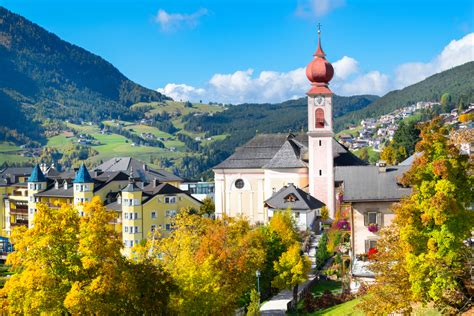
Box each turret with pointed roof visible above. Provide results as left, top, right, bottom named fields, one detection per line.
left=73, top=163, right=93, bottom=183
left=28, top=164, right=47, bottom=182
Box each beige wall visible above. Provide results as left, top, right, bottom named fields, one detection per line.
left=214, top=168, right=308, bottom=225
left=350, top=201, right=396, bottom=255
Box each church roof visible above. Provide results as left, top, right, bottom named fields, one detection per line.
left=335, top=165, right=412, bottom=202
left=28, top=164, right=47, bottom=182
left=213, top=133, right=366, bottom=169
left=94, top=157, right=182, bottom=183
left=265, top=183, right=325, bottom=210
left=73, top=163, right=93, bottom=183
left=263, top=137, right=307, bottom=169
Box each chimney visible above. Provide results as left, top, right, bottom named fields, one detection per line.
left=377, top=160, right=387, bottom=173
left=153, top=178, right=159, bottom=187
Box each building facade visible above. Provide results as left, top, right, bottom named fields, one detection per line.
left=0, top=157, right=202, bottom=251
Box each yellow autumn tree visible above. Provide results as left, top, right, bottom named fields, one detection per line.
left=144, top=213, right=266, bottom=314
left=272, top=243, right=311, bottom=305
left=1, top=198, right=174, bottom=314
left=1, top=203, right=80, bottom=314
left=269, top=209, right=300, bottom=248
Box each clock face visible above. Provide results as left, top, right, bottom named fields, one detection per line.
left=314, top=96, right=324, bottom=106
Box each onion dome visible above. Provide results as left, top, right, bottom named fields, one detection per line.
left=306, top=28, right=334, bottom=95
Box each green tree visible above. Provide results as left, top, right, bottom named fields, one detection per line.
left=357, top=147, right=369, bottom=162
left=198, top=196, right=215, bottom=217
left=363, top=118, right=474, bottom=314
left=246, top=289, right=261, bottom=316
left=272, top=243, right=312, bottom=306
left=440, top=93, right=452, bottom=113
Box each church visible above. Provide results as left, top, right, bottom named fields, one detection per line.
left=213, top=30, right=412, bottom=269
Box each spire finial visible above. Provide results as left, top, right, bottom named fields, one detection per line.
left=314, top=23, right=325, bottom=58
left=129, top=166, right=134, bottom=183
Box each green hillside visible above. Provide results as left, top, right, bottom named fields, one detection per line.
left=0, top=6, right=169, bottom=143
left=334, top=61, right=474, bottom=131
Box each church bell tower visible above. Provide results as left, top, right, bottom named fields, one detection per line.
left=306, top=26, right=335, bottom=218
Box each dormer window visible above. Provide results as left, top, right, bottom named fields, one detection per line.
left=63, top=182, right=68, bottom=190
left=54, top=181, right=59, bottom=190
left=284, top=194, right=298, bottom=203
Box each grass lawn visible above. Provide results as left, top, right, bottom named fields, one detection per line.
left=0, top=142, right=30, bottom=165
left=352, top=147, right=380, bottom=164
left=311, top=280, right=342, bottom=296
left=336, top=126, right=362, bottom=138
left=312, top=298, right=364, bottom=316
left=125, top=124, right=173, bottom=139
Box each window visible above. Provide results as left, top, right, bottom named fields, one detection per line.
left=368, top=212, right=377, bottom=225
left=129, top=226, right=134, bottom=233
left=151, top=211, right=157, bottom=219
left=124, top=226, right=129, bottom=233
left=134, top=213, right=138, bottom=220
left=29, top=184, right=33, bottom=190
left=315, top=108, right=325, bottom=128
left=319, top=170, right=322, bottom=176
left=165, top=224, right=171, bottom=231
left=151, top=224, right=156, bottom=232
left=365, top=240, right=378, bottom=252
left=166, top=210, right=177, bottom=218
left=134, top=226, right=138, bottom=233
left=295, top=212, right=300, bottom=219
left=133, top=198, right=139, bottom=206
left=29, top=208, right=34, bottom=214
left=365, top=211, right=383, bottom=226
left=124, top=212, right=129, bottom=220
left=164, top=196, right=176, bottom=204
left=235, top=179, right=244, bottom=189
left=319, top=140, right=322, bottom=146
left=29, top=196, right=33, bottom=202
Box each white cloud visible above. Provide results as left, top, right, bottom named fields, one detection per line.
left=155, top=8, right=208, bottom=32
left=395, top=33, right=474, bottom=88
left=157, top=33, right=474, bottom=104
left=157, top=83, right=206, bottom=102
left=332, top=56, right=358, bottom=80
left=296, top=0, right=346, bottom=17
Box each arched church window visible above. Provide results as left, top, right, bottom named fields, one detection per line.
left=315, top=109, right=325, bottom=128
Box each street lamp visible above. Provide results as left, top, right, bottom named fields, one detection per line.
left=256, top=270, right=261, bottom=294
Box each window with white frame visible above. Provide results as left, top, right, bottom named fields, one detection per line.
left=164, top=196, right=176, bottom=204
left=134, top=212, right=138, bottom=220
left=134, top=226, right=138, bottom=233
left=29, top=208, right=34, bottom=214
left=368, top=212, right=377, bottom=225
left=151, top=211, right=157, bottom=219
left=133, top=198, right=140, bottom=206
left=165, top=210, right=177, bottom=218
left=124, top=226, right=129, bottom=233
left=124, top=212, right=129, bottom=220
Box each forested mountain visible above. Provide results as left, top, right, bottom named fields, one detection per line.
left=180, top=95, right=378, bottom=178
left=334, top=61, right=474, bottom=131
left=0, top=7, right=169, bottom=142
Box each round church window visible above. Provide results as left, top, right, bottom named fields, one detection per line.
left=235, top=179, right=244, bottom=189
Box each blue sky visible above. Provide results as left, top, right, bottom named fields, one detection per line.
left=1, top=0, right=473, bottom=103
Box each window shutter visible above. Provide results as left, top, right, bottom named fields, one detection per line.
left=364, top=212, right=368, bottom=226
left=365, top=240, right=370, bottom=253
left=377, top=212, right=383, bottom=227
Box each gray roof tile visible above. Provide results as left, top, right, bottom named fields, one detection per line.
left=335, top=166, right=412, bottom=201
left=265, top=183, right=324, bottom=210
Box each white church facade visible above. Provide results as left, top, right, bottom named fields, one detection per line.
left=213, top=30, right=413, bottom=274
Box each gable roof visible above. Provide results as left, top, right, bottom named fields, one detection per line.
left=94, top=157, right=182, bottom=183
left=263, top=137, right=307, bottom=169
left=213, top=133, right=366, bottom=169
left=265, top=183, right=325, bottom=210
left=335, top=166, right=412, bottom=202
left=28, top=164, right=47, bottom=182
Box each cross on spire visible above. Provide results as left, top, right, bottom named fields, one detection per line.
left=317, top=23, right=322, bottom=34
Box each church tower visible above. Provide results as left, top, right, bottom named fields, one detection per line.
left=306, top=27, right=336, bottom=218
